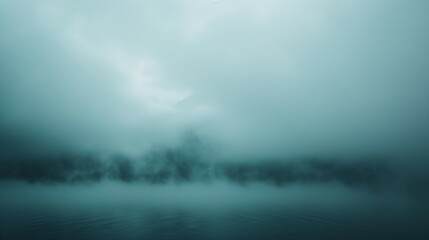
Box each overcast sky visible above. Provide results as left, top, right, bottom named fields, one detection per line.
left=1, top=0, right=429, bottom=160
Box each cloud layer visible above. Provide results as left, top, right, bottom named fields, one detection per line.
left=1, top=1, right=429, bottom=166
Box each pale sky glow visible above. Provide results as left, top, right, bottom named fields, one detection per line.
left=0, top=0, right=428, bottom=159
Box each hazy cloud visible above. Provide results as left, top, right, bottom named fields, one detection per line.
left=1, top=0, right=429, bottom=162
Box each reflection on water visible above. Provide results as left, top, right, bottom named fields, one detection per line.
left=0, top=182, right=428, bottom=240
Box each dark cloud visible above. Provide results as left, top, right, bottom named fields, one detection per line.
left=0, top=136, right=396, bottom=189
left=0, top=131, right=427, bottom=202
left=0, top=151, right=392, bottom=188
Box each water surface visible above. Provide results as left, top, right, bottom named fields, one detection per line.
left=1, top=182, right=427, bottom=240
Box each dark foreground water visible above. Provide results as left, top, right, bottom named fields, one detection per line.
left=0, top=182, right=428, bottom=240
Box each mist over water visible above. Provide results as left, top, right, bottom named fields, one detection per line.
left=1, top=141, right=428, bottom=240
left=1, top=0, right=429, bottom=239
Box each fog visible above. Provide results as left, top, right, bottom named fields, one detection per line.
left=1, top=1, right=428, bottom=239
left=1, top=0, right=429, bottom=159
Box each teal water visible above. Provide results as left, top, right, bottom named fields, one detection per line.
left=1, top=183, right=427, bottom=240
